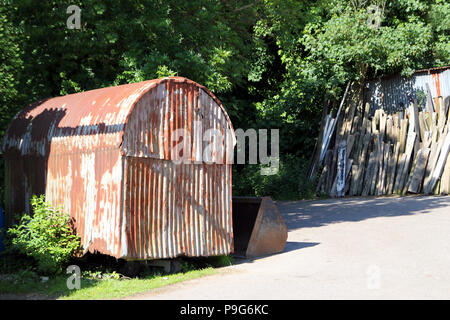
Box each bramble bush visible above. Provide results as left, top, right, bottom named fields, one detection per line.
left=6, top=195, right=81, bottom=275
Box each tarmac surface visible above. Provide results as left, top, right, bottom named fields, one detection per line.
left=126, top=196, right=450, bottom=300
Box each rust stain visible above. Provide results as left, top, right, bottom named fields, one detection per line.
left=432, top=73, right=441, bottom=97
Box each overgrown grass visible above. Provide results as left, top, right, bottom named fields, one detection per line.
left=64, top=268, right=216, bottom=300
left=0, top=268, right=217, bottom=300
left=0, top=253, right=232, bottom=300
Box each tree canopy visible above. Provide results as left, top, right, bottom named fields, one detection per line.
left=0, top=0, right=448, bottom=199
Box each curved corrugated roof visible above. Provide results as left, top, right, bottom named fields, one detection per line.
left=2, top=77, right=234, bottom=156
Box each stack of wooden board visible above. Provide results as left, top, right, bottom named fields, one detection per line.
left=315, top=93, right=450, bottom=197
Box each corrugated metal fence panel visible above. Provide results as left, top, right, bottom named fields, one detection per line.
left=123, top=157, right=233, bottom=259
left=366, top=68, right=450, bottom=114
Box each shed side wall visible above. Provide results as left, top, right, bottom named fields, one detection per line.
left=45, top=148, right=124, bottom=257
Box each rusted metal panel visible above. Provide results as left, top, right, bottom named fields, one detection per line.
left=232, top=197, right=287, bottom=258
left=365, top=67, right=450, bottom=114
left=122, top=80, right=235, bottom=163
left=45, top=148, right=125, bottom=257
left=2, top=77, right=235, bottom=260
left=2, top=81, right=157, bottom=155
left=123, top=157, right=233, bottom=259
left=120, top=79, right=235, bottom=259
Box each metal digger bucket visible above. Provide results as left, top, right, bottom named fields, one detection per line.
left=232, top=197, right=288, bottom=258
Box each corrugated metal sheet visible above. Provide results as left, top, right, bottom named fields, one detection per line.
left=124, top=157, right=232, bottom=259
left=2, top=77, right=235, bottom=260
left=365, top=67, right=450, bottom=114
left=122, top=80, right=235, bottom=163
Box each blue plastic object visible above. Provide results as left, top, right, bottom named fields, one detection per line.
left=0, top=206, right=4, bottom=253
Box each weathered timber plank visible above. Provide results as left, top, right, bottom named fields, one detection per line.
left=356, top=133, right=372, bottom=195
left=410, top=100, right=420, bottom=137
left=350, top=164, right=359, bottom=196
left=425, top=128, right=450, bottom=194
left=379, top=110, right=386, bottom=142
left=386, top=117, right=393, bottom=143
left=376, top=140, right=385, bottom=195
left=399, top=118, right=408, bottom=154
left=370, top=133, right=381, bottom=195
left=346, top=134, right=356, bottom=159
left=408, top=148, right=431, bottom=194
left=387, top=142, right=400, bottom=194
left=397, top=131, right=417, bottom=194
left=362, top=151, right=376, bottom=196
left=379, top=142, right=390, bottom=195
left=423, top=127, right=447, bottom=190
left=441, top=150, right=450, bottom=195
left=393, top=153, right=407, bottom=194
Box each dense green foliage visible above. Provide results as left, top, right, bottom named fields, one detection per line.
left=6, top=195, right=81, bottom=274
left=233, top=155, right=317, bottom=200
left=0, top=0, right=448, bottom=200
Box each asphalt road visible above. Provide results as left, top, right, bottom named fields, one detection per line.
left=126, top=195, right=450, bottom=300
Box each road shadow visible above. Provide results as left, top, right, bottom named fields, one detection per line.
left=277, top=195, right=450, bottom=231
left=284, top=241, right=319, bottom=253
left=231, top=241, right=319, bottom=265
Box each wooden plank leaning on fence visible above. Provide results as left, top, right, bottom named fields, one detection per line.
left=441, top=151, right=450, bottom=195
left=423, top=127, right=447, bottom=191
left=353, top=132, right=372, bottom=195
left=314, top=91, right=450, bottom=197
left=387, top=142, right=400, bottom=194
left=393, top=131, right=416, bottom=194
left=408, top=148, right=431, bottom=194
left=425, top=127, right=450, bottom=195
left=362, top=151, right=376, bottom=196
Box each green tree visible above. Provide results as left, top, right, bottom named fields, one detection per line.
left=252, top=0, right=449, bottom=155
left=0, top=4, right=24, bottom=139
left=0, top=0, right=448, bottom=200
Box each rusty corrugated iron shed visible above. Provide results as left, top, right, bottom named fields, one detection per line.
left=2, top=77, right=236, bottom=260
